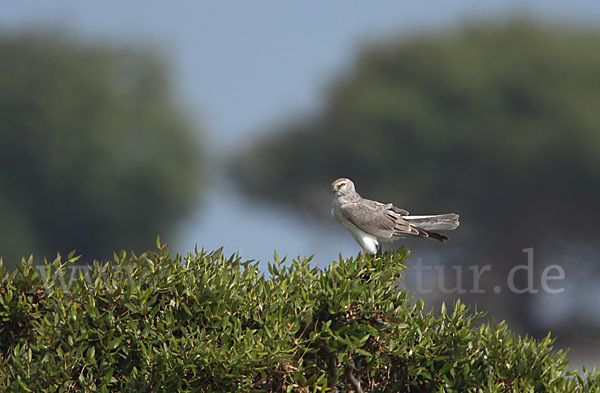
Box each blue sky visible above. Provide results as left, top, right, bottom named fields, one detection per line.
left=2, top=1, right=600, bottom=265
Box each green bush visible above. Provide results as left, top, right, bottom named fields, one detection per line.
left=0, top=244, right=598, bottom=392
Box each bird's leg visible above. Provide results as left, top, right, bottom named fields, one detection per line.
left=361, top=249, right=367, bottom=262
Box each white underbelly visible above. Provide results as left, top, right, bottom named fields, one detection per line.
left=333, top=206, right=382, bottom=254
left=355, top=231, right=379, bottom=254
left=343, top=222, right=380, bottom=254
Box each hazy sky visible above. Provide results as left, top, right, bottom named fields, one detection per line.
left=3, top=1, right=600, bottom=265
left=4, top=1, right=600, bottom=153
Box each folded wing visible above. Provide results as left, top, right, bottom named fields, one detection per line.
left=340, top=199, right=457, bottom=242
left=340, top=200, right=420, bottom=240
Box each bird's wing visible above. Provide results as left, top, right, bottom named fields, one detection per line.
left=386, top=204, right=410, bottom=216
left=340, top=199, right=418, bottom=239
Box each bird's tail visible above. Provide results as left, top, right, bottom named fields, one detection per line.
left=403, top=213, right=460, bottom=231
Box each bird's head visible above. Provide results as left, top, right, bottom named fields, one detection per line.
left=332, top=178, right=355, bottom=197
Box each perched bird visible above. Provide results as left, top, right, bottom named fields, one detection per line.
left=331, top=178, right=459, bottom=255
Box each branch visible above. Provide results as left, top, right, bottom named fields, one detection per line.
left=318, top=343, right=339, bottom=388
left=345, top=358, right=364, bottom=393
left=345, top=367, right=364, bottom=393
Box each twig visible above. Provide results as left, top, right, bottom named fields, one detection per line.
left=346, top=358, right=364, bottom=393
left=345, top=367, right=363, bottom=393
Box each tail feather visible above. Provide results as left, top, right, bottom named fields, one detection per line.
left=393, top=226, right=449, bottom=242
left=413, top=226, right=449, bottom=242
left=403, top=213, right=459, bottom=231
left=425, top=231, right=448, bottom=242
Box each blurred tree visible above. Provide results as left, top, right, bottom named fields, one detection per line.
left=230, top=20, right=600, bottom=338
left=0, top=31, right=204, bottom=267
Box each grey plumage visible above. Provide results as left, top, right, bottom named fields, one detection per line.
left=402, top=214, right=459, bottom=231
left=331, top=178, right=459, bottom=254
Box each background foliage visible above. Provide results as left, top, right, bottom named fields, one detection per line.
left=229, top=20, right=600, bottom=337
left=1, top=245, right=598, bottom=392
left=0, top=31, right=204, bottom=267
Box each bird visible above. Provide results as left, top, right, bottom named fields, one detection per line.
left=331, top=178, right=459, bottom=255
